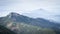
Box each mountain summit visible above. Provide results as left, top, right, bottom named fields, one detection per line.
left=7, top=12, right=20, bottom=18
left=6, top=12, right=30, bottom=23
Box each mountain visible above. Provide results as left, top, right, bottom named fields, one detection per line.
left=0, top=12, right=60, bottom=34
left=6, top=12, right=60, bottom=28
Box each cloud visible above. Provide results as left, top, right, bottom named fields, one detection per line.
left=0, top=0, right=60, bottom=11
left=0, top=0, right=60, bottom=22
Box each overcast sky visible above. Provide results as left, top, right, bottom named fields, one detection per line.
left=0, top=0, right=60, bottom=22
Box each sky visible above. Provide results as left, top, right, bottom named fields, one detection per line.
left=0, top=0, right=60, bottom=22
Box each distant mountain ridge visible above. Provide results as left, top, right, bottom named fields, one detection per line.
left=0, top=12, right=60, bottom=34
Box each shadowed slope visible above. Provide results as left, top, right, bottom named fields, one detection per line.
left=0, top=25, right=16, bottom=34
